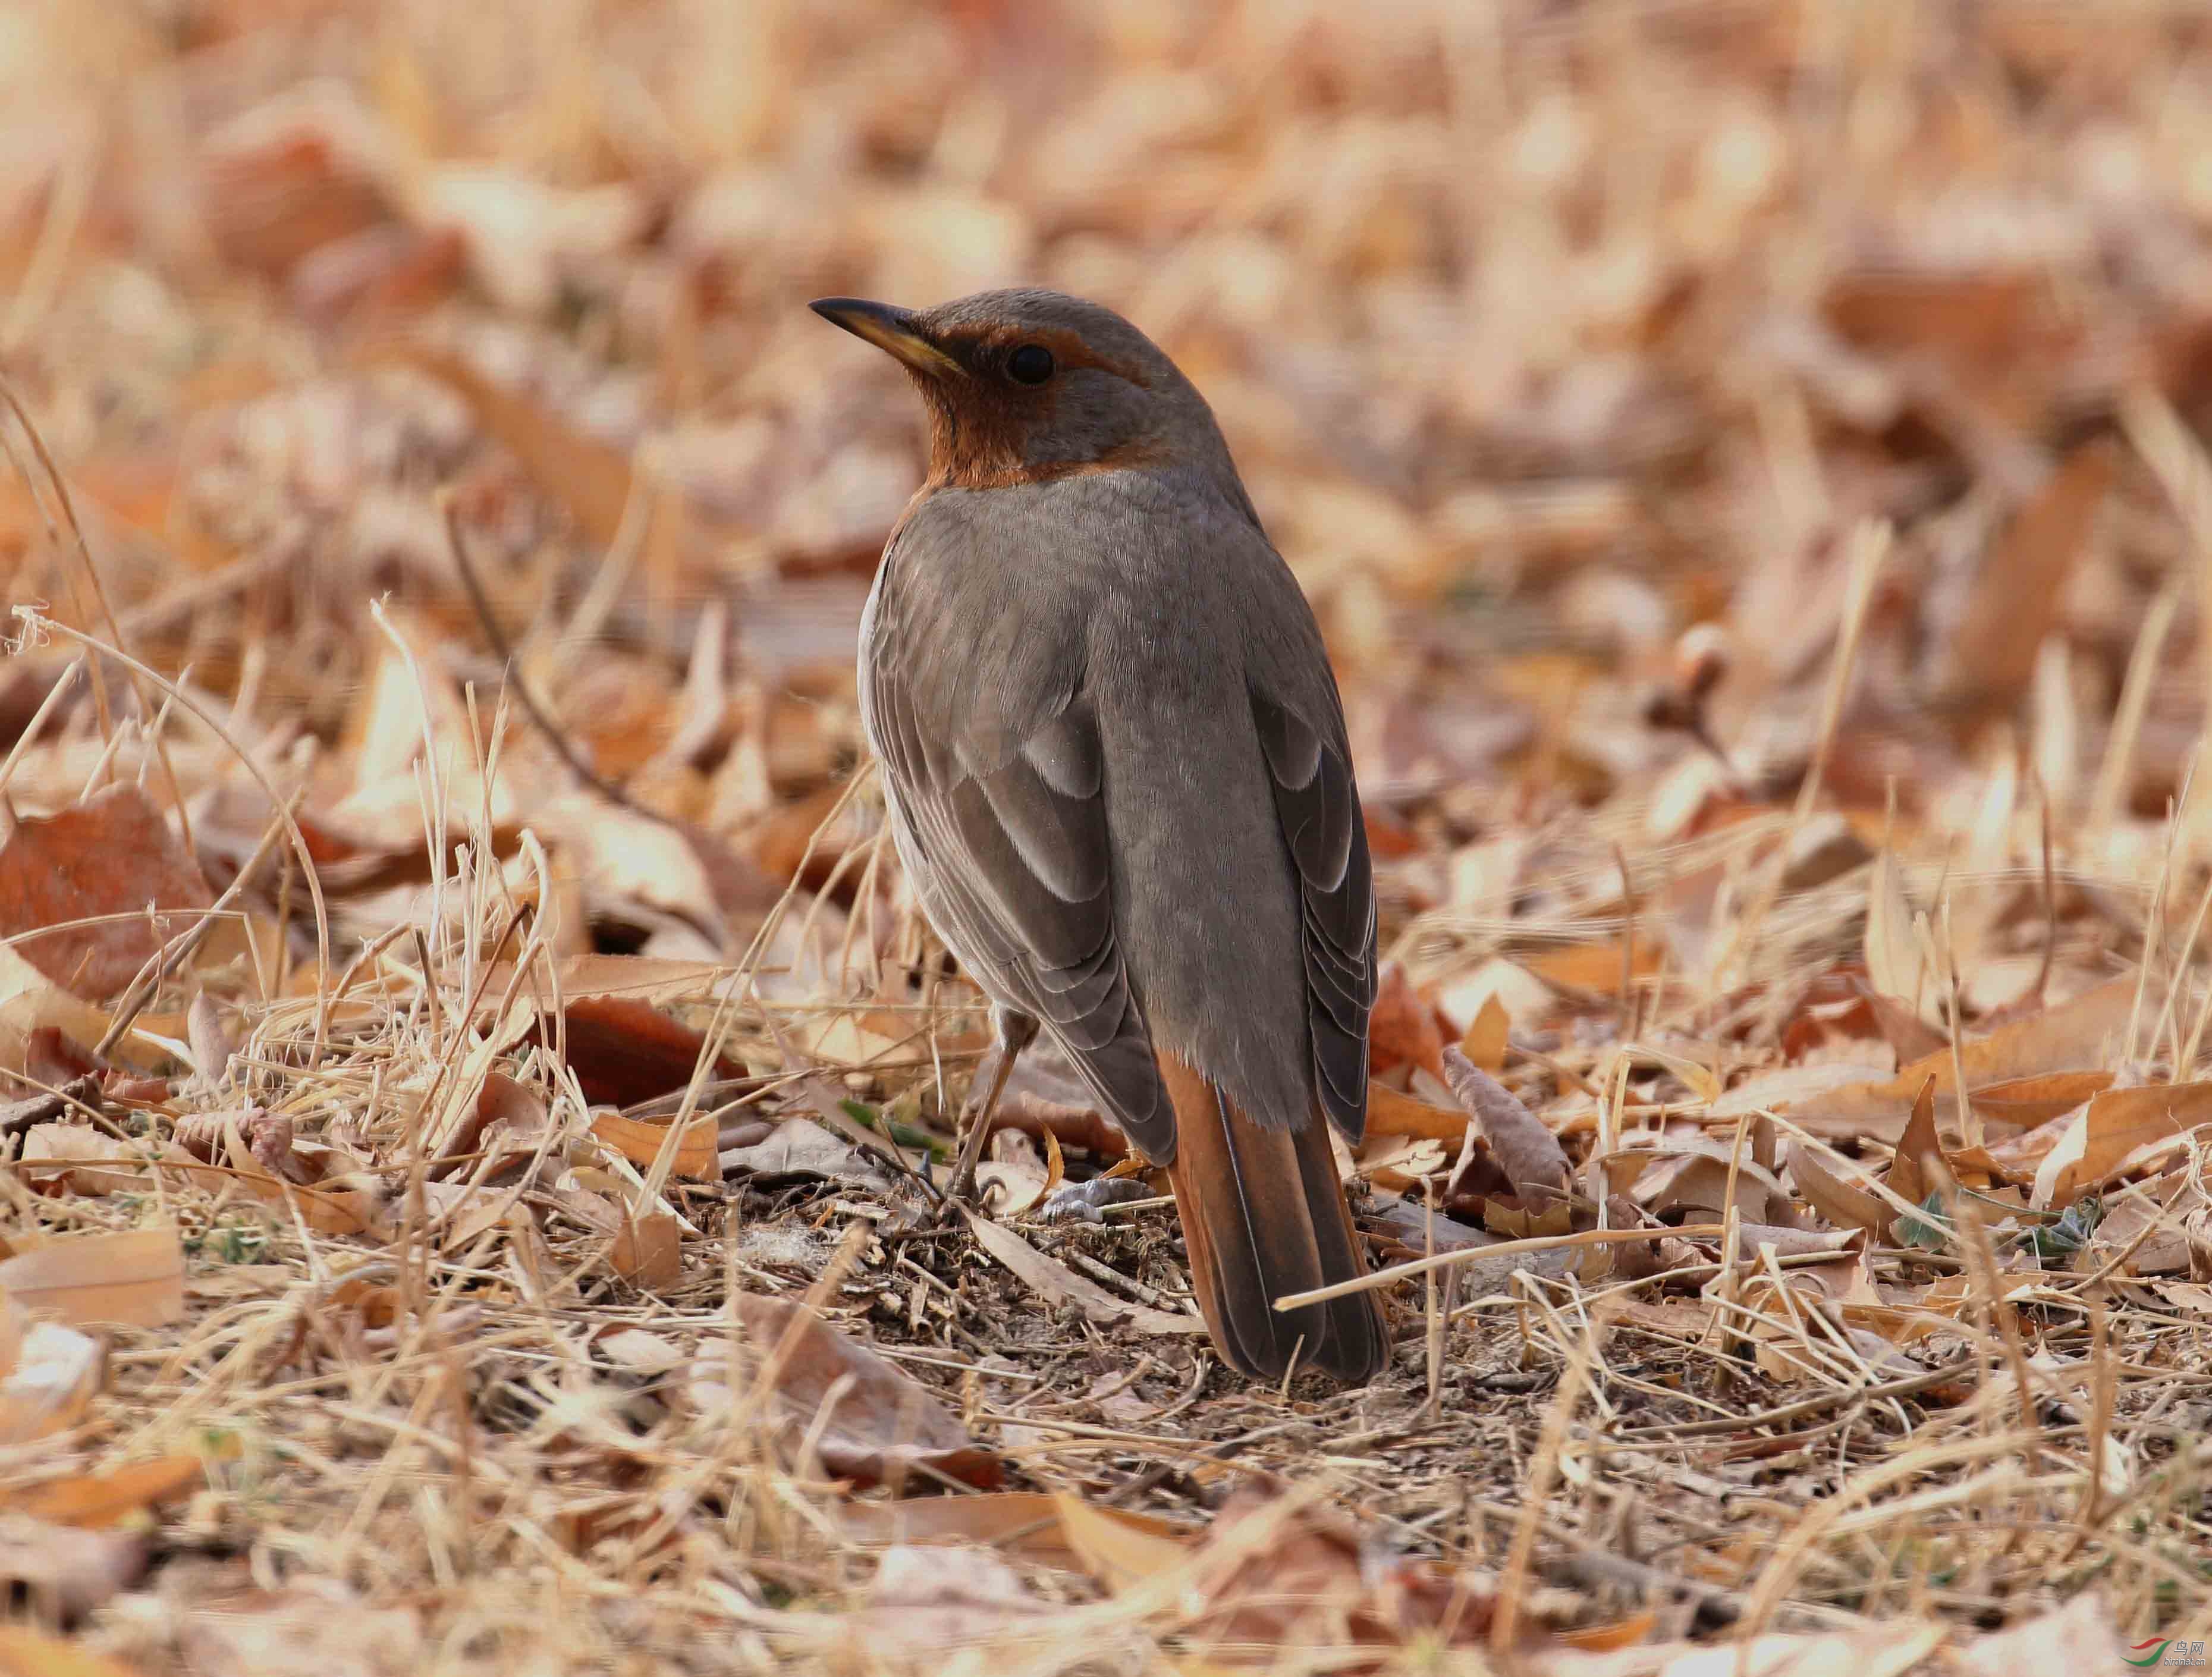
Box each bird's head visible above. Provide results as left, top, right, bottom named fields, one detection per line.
left=810, top=287, right=1237, bottom=493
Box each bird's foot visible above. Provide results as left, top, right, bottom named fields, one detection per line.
left=1038, top=1175, right=1157, bottom=1225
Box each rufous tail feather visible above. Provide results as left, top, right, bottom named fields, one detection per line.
left=1157, top=1052, right=1387, bottom=1383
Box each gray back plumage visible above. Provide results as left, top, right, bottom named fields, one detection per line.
left=855, top=293, right=1374, bottom=1161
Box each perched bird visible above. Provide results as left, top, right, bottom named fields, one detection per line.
left=812, top=288, right=1388, bottom=1384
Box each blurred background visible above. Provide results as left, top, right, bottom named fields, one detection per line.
left=5, top=0, right=2212, bottom=1006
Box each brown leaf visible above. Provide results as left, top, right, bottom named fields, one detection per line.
left=1887, top=1074, right=1944, bottom=1211
left=1459, top=995, right=1510, bottom=1073
left=1177, top=1488, right=1497, bottom=1656
left=839, top=1492, right=1080, bottom=1566
left=186, top=990, right=234, bottom=1089
left=1930, top=439, right=2116, bottom=712
left=1850, top=978, right=1950, bottom=1064
left=721, top=1118, right=893, bottom=1189
left=1368, top=963, right=1444, bottom=1078
left=369, top=341, right=693, bottom=560
left=589, top=1110, right=718, bottom=1181
left=530, top=995, right=752, bottom=1108
left=0, top=784, right=212, bottom=1001
left=10, top=1455, right=206, bottom=1528
left=609, top=1209, right=681, bottom=1289
left=1054, top=1494, right=1198, bottom=1590
left=1441, top=1047, right=1569, bottom=1198
left=1787, top=1139, right=1892, bottom=1236
left=850, top=1544, right=1052, bottom=1647
left=218, top=1111, right=374, bottom=1236
left=723, top=1292, right=1001, bottom=1490
left=1363, top=1082, right=1469, bottom=1143
left=2034, top=1082, right=2212, bottom=1208
left=434, top=1070, right=554, bottom=1178
left=21, top=1125, right=194, bottom=1198
left=1525, top=939, right=1655, bottom=993
left=1861, top=848, right=1924, bottom=1013
left=0, top=1623, right=154, bottom=1676
left=1793, top=975, right=2136, bottom=1142
left=1969, top=1070, right=2116, bottom=1128
left=0, top=1227, right=184, bottom=1328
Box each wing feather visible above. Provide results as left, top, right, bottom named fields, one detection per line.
left=1250, top=688, right=1375, bottom=1143
left=864, top=569, right=1175, bottom=1159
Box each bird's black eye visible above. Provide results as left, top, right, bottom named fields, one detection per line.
left=1007, top=344, right=1054, bottom=385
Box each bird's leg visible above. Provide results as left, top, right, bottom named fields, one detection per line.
left=947, top=1006, right=1038, bottom=1204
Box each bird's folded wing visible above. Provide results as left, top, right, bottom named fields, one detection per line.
left=866, top=630, right=1176, bottom=1160
left=1249, top=685, right=1375, bottom=1144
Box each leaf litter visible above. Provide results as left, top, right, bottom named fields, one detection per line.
left=0, top=2, right=2210, bottom=1673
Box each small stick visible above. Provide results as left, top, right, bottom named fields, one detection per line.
left=1275, top=1223, right=1724, bottom=1311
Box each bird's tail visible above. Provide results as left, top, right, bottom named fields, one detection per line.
left=1157, top=1053, right=1388, bottom=1384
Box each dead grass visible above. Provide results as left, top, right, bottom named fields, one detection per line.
left=4, top=1, right=2212, bottom=1672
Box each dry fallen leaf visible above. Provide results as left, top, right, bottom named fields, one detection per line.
left=0, top=784, right=213, bottom=1001
left=589, top=1110, right=718, bottom=1180
left=1793, top=976, right=2137, bottom=1142
left=1368, top=962, right=1446, bottom=1078
left=609, top=1208, right=682, bottom=1289
left=0, top=1227, right=184, bottom=1329
left=701, top=1292, right=1002, bottom=1490
left=1460, top=994, right=1510, bottom=1073
left=963, top=1210, right=1205, bottom=1340
left=1053, top=1492, right=1199, bottom=1590
left=1441, top=1046, right=1569, bottom=1199
left=8, top=1455, right=206, bottom=1528
left=2032, top=1082, right=2212, bottom=1208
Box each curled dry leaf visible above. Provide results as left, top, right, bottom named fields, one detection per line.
left=1787, top=1139, right=1891, bottom=1236
left=0, top=945, right=121, bottom=1089
left=1887, top=1074, right=1945, bottom=1211
left=23, top=1124, right=195, bottom=1198
left=1054, top=1493, right=1199, bottom=1590
left=1174, top=1487, right=1497, bottom=1658
left=697, top=1292, right=1001, bottom=1490
left=1441, top=1045, right=1569, bottom=1198
left=850, top=1544, right=1052, bottom=1647
left=2032, top=1082, right=2212, bottom=1209
left=0, top=783, right=212, bottom=1001
left=216, top=1110, right=376, bottom=1236
left=1792, top=974, right=2137, bottom=1142
left=721, top=1117, right=892, bottom=1189
left=1862, top=849, right=1932, bottom=1022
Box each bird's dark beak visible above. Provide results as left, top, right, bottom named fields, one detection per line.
left=809, top=297, right=966, bottom=379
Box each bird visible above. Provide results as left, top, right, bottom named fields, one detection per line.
left=811, top=287, right=1388, bottom=1384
